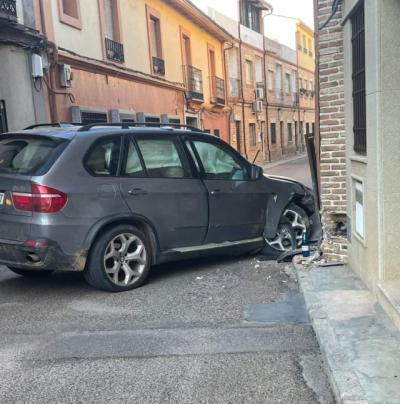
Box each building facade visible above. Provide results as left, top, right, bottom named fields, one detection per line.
left=316, top=0, right=400, bottom=328
left=1, top=0, right=232, bottom=141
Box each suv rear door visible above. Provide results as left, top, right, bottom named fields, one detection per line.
left=0, top=134, right=65, bottom=241
left=186, top=136, right=267, bottom=243
left=119, top=133, right=208, bottom=251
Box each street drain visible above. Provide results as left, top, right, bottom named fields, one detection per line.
left=245, top=293, right=310, bottom=324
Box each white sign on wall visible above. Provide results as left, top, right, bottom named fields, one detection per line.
left=355, top=180, right=364, bottom=238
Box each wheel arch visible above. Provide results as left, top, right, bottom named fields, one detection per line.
left=83, top=214, right=159, bottom=266
left=264, top=192, right=295, bottom=238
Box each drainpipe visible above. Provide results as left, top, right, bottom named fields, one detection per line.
left=39, top=0, right=58, bottom=122
left=223, top=42, right=235, bottom=146
left=237, top=10, right=248, bottom=159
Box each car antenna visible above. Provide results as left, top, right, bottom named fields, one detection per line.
left=252, top=150, right=260, bottom=164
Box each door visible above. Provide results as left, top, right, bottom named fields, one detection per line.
left=187, top=137, right=267, bottom=243
left=119, top=135, right=208, bottom=250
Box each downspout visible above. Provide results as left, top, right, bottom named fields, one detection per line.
left=39, top=0, right=58, bottom=122
left=237, top=14, right=248, bottom=159
left=223, top=42, right=235, bottom=146
left=314, top=0, right=321, bottom=183
left=296, top=42, right=302, bottom=152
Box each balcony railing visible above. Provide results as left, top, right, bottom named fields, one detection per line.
left=229, top=78, right=241, bottom=98
left=0, top=0, right=17, bottom=21
left=105, top=37, right=124, bottom=63
left=210, top=76, right=225, bottom=106
left=152, top=56, right=165, bottom=76
left=184, top=65, right=204, bottom=102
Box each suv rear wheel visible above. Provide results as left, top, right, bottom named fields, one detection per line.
left=84, top=225, right=151, bottom=292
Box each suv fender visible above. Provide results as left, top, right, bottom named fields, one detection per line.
left=83, top=214, right=159, bottom=265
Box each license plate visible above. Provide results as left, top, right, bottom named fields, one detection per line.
left=0, top=193, right=4, bottom=205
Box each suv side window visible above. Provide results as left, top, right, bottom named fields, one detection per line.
left=123, top=138, right=146, bottom=177
left=136, top=139, right=187, bottom=178
left=85, top=137, right=121, bottom=176
left=192, top=140, right=249, bottom=180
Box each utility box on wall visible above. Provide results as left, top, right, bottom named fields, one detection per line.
left=59, top=64, right=72, bottom=88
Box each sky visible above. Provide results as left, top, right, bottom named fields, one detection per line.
left=191, top=0, right=315, bottom=49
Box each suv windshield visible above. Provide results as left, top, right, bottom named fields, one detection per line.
left=0, top=136, right=61, bottom=175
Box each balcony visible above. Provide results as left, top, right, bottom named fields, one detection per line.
left=0, top=0, right=17, bottom=21
left=152, top=56, right=165, bottom=76
left=184, top=65, right=204, bottom=102
left=229, top=78, right=241, bottom=98
left=105, top=37, right=124, bottom=63
left=210, top=76, right=225, bottom=106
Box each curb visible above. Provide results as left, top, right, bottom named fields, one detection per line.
left=292, top=257, right=368, bottom=404
left=262, top=153, right=307, bottom=169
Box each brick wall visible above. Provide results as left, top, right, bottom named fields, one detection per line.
left=317, top=0, right=347, bottom=261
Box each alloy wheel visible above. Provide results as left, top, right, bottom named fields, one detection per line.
left=266, top=223, right=296, bottom=252
left=283, top=208, right=307, bottom=248
left=103, top=233, right=147, bottom=287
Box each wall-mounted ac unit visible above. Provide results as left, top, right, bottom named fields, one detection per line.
left=255, top=87, right=264, bottom=99
left=252, top=100, right=263, bottom=113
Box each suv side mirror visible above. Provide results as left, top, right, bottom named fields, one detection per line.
left=251, top=165, right=263, bottom=180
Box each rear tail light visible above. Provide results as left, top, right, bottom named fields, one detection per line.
left=12, top=184, right=68, bottom=213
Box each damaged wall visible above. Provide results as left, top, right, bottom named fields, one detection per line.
left=317, top=0, right=347, bottom=261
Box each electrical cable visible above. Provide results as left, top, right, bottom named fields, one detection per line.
left=42, top=75, right=76, bottom=103
left=320, top=0, right=342, bottom=30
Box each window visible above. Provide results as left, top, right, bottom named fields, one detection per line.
left=255, top=57, right=263, bottom=84
left=295, top=121, right=298, bottom=138
left=268, top=70, right=274, bottom=91
left=58, top=0, right=81, bottom=29
left=299, top=78, right=303, bottom=89
left=285, top=73, right=291, bottom=94
left=214, top=129, right=220, bottom=138
left=245, top=60, right=253, bottom=85
left=308, top=38, right=313, bottom=56
left=249, top=123, right=256, bottom=147
left=145, top=116, right=161, bottom=124
left=123, top=139, right=145, bottom=177
left=351, top=2, right=366, bottom=154
left=104, top=0, right=115, bottom=40
left=0, top=101, right=8, bottom=134
left=312, top=122, right=315, bottom=134
left=288, top=123, right=293, bottom=142
left=240, top=0, right=262, bottom=33
left=280, top=121, right=284, bottom=141
left=271, top=123, right=277, bottom=144
left=147, top=7, right=164, bottom=75
left=302, top=34, right=307, bottom=52
left=354, top=180, right=364, bottom=238
left=85, top=137, right=121, bottom=176
left=0, top=136, right=61, bottom=175
left=81, top=111, right=108, bottom=125
left=306, top=122, right=310, bottom=134
left=193, top=140, right=249, bottom=180
left=169, top=118, right=181, bottom=125
left=137, top=139, right=186, bottom=178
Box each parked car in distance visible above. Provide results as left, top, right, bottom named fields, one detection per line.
left=0, top=123, right=319, bottom=292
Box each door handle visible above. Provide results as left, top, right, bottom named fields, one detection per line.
left=210, top=189, right=221, bottom=196
left=128, top=188, right=148, bottom=196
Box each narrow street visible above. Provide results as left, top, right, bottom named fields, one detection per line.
left=264, top=155, right=312, bottom=188
left=0, top=254, right=333, bottom=403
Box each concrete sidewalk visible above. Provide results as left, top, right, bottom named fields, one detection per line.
left=293, top=257, right=400, bottom=404
left=262, top=153, right=307, bottom=169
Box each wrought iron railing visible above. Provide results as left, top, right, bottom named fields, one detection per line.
left=210, top=76, right=225, bottom=105
left=152, top=56, right=165, bottom=76
left=0, top=0, right=17, bottom=21
left=184, top=65, right=204, bottom=102
left=105, top=38, right=124, bottom=63
left=229, top=78, right=241, bottom=98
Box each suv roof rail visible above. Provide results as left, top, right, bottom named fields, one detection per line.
left=24, top=122, right=79, bottom=130
left=76, top=122, right=202, bottom=133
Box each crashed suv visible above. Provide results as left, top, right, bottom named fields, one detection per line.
left=0, top=123, right=318, bottom=292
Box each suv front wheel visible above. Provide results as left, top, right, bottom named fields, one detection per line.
left=84, top=225, right=151, bottom=292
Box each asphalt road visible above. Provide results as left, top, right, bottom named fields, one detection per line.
left=264, top=155, right=313, bottom=188
left=0, top=253, right=333, bottom=403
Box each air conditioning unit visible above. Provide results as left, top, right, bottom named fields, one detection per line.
left=252, top=100, right=263, bottom=113
left=255, top=87, right=264, bottom=99
left=59, top=64, right=73, bottom=88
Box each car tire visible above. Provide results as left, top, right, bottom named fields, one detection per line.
left=261, top=223, right=297, bottom=259
left=7, top=267, right=54, bottom=277
left=84, top=224, right=151, bottom=292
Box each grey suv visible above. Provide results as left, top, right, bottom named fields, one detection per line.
left=0, top=123, right=318, bottom=292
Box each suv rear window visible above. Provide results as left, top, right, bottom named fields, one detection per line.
left=0, top=136, right=60, bottom=175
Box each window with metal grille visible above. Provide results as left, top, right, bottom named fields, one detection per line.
left=0, top=101, right=8, bottom=134
left=81, top=111, right=108, bottom=125
left=271, top=123, right=276, bottom=144
left=351, top=2, right=366, bottom=154
left=249, top=124, right=256, bottom=147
